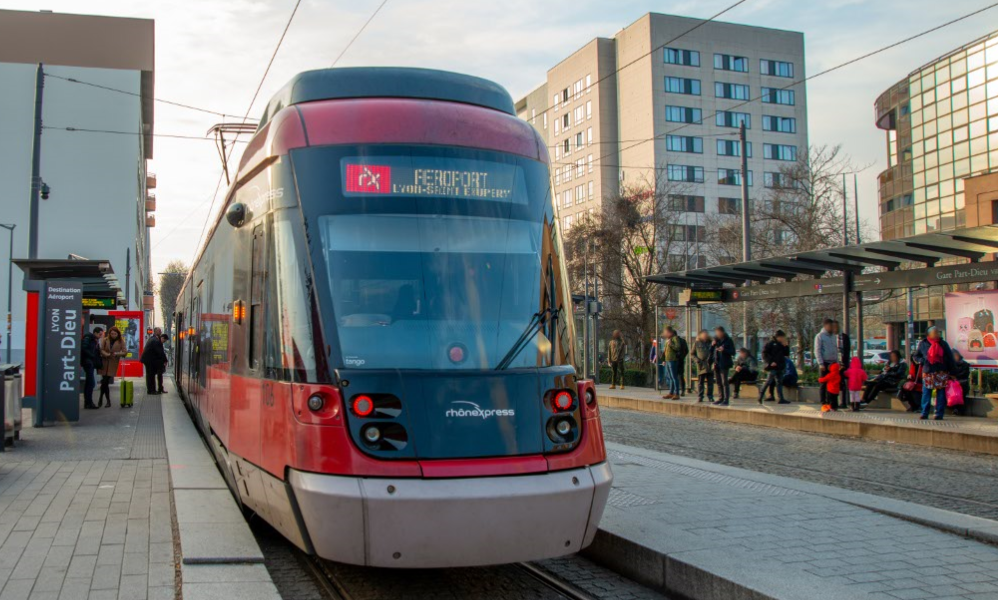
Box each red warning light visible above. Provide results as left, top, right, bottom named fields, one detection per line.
left=345, top=164, right=391, bottom=194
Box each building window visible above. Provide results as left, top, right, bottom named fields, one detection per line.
left=666, top=135, right=703, bottom=153
left=760, top=59, right=793, bottom=78
left=764, top=172, right=802, bottom=188
left=587, top=154, right=593, bottom=173
left=586, top=100, right=592, bottom=120
left=563, top=139, right=570, bottom=155
left=562, top=114, right=570, bottom=129
left=671, top=225, right=706, bottom=242
left=553, top=94, right=559, bottom=111
left=665, top=76, right=701, bottom=95
left=717, top=139, right=751, bottom=157
left=555, top=168, right=561, bottom=185
left=667, top=165, right=705, bottom=183
left=761, top=87, right=795, bottom=105
left=716, top=111, right=751, bottom=128
left=664, top=48, right=700, bottom=67
left=762, top=115, right=796, bottom=133
left=588, top=181, right=594, bottom=198
left=554, top=118, right=559, bottom=135
left=577, top=159, right=584, bottom=178
left=718, top=197, right=740, bottom=214
left=564, top=189, right=572, bottom=207
left=585, top=74, right=592, bottom=92
left=543, top=113, right=548, bottom=129
left=574, top=106, right=584, bottom=125
left=714, top=54, right=749, bottom=72
left=587, top=127, right=593, bottom=145
left=668, top=194, right=705, bottom=212
left=562, top=88, right=569, bottom=103
left=530, top=109, right=536, bottom=124
left=715, top=82, right=750, bottom=100
left=665, top=105, right=702, bottom=124
left=565, top=215, right=573, bottom=230
left=576, top=184, right=585, bottom=205
left=718, top=169, right=752, bottom=186
left=763, top=143, right=797, bottom=161
left=575, top=132, right=583, bottom=149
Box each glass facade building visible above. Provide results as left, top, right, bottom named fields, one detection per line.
left=876, top=32, right=998, bottom=324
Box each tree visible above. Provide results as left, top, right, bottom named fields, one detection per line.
left=699, top=145, right=876, bottom=358
left=563, top=173, right=695, bottom=368
left=158, top=260, right=188, bottom=338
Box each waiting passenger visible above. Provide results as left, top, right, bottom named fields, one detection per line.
left=730, top=348, right=758, bottom=399
left=861, top=350, right=906, bottom=404
left=951, top=350, right=971, bottom=416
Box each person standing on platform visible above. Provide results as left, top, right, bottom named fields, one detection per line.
left=692, top=330, right=714, bottom=403
left=761, top=330, right=790, bottom=404
left=843, top=357, right=868, bottom=412
left=814, top=318, right=839, bottom=408
left=608, top=330, right=627, bottom=390
left=711, top=327, right=736, bottom=406
left=675, top=331, right=689, bottom=395
left=141, top=327, right=168, bottom=396
left=98, top=327, right=126, bottom=408
left=912, top=326, right=955, bottom=420
left=660, top=327, right=682, bottom=400
left=80, top=327, right=103, bottom=410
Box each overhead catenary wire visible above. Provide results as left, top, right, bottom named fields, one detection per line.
left=45, top=73, right=240, bottom=120
left=188, top=0, right=303, bottom=265
left=331, top=0, right=390, bottom=67
left=42, top=125, right=249, bottom=143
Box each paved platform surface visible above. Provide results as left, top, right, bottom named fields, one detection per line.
left=598, top=385, right=998, bottom=455
left=0, top=382, right=176, bottom=600
left=589, top=441, right=998, bottom=600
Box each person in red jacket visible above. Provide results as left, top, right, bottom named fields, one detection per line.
left=818, top=362, right=842, bottom=412
left=843, top=357, right=867, bottom=412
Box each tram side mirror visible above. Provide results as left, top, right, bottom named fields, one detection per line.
left=226, top=202, right=247, bottom=228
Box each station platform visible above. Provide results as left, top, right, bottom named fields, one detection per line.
left=587, top=441, right=998, bottom=600
left=597, top=385, right=998, bottom=456
left=0, top=379, right=279, bottom=600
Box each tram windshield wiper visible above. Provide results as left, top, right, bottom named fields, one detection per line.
left=494, top=307, right=558, bottom=370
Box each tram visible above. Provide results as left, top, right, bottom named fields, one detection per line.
left=173, top=67, right=612, bottom=568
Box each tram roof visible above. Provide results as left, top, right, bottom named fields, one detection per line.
left=258, top=67, right=516, bottom=129
left=647, top=224, right=998, bottom=288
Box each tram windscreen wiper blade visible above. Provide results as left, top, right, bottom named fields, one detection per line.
left=494, top=308, right=557, bottom=370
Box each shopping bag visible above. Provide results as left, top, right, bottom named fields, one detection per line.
left=946, top=379, right=964, bottom=407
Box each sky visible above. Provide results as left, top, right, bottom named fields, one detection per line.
left=5, top=0, right=998, bottom=292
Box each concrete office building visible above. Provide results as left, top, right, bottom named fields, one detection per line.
left=516, top=13, right=808, bottom=268
left=875, top=31, right=998, bottom=339
left=0, top=9, right=155, bottom=364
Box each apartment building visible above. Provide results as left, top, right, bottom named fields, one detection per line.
left=516, top=13, right=808, bottom=267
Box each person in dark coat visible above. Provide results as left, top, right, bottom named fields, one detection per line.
left=80, top=328, right=103, bottom=409
left=912, top=326, right=956, bottom=420
left=710, top=327, right=736, bottom=406
left=861, top=350, right=906, bottom=403
left=141, top=327, right=168, bottom=395
left=691, top=330, right=714, bottom=403
left=951, top=350, right=971, bottom=416
left=760, top=330, right=791, bottom=404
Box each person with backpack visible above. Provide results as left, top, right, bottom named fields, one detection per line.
left=660, top=327, right=682, bottom=400
left=760, top=330, right=791, bottom=404
left=711, top=327, right=736, bottom=406
left=80, top=328, right=103, bottom=410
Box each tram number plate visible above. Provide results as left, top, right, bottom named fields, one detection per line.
left=342, top=157, right=519, bottom=202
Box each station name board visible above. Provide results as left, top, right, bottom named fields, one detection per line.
left=342, top=157, right=519, bottom=202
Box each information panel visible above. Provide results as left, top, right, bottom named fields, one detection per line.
left=945, top=290, right=998, bottom=366
left=42, top=281, right=82, bottom=423
left=341, top=156, right=521, bottom=202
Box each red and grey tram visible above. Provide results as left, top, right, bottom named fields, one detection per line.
left=173, top=67, right=612, bottom=568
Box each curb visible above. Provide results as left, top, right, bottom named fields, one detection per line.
left=599, top=394, right=998, bottom=456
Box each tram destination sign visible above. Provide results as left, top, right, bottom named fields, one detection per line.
left=722, top=262, right=998, bottom=303
left=342, top=156, right=518, bottom=201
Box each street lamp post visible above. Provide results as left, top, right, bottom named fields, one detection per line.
left=0, top=224, right=13, bottom=364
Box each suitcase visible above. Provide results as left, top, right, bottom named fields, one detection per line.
left=116, top=380, right=134, bottom=408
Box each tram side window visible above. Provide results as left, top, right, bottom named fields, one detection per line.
left=264, top=216, right=318, bottom=382
left=249, top=225, right=266, bottom=371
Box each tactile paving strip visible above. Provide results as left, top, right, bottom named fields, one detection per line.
left=607, top=488, right=661, bottom=508
left=131, top=393, right=167, bottom=459
left=610, top=449, right=805, bottom=497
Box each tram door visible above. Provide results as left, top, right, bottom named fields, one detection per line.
left=174, top=312, right=184, bottom=382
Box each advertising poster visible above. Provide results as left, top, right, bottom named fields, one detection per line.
left=944, top=290, right=998, bottom=366
left=109, top=310, right=144, bottom=377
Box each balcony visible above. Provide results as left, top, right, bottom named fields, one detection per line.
left=145, top=196, right=156, bottom=212
left=142, top=295, right=155, bottom=310
left=147, top=173, right=157, bottom=189
left=146, top=214, right=156, bottom=227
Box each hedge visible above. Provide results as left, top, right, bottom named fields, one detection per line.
left=598, top=367, right=650, bottom=388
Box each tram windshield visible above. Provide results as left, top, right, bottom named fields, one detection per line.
left=299, top=147, right=573, bottom=371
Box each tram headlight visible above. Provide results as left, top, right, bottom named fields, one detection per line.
left=363, top=425, right=382, bottom=444
left=307, top=394, right=325, bottom=412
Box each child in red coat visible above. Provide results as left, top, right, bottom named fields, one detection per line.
left=818, top=362, right=841, bottom=412
left=843, top=357, right=867, bottom=412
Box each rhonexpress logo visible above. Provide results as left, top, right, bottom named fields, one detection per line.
left=345, top=164, right=391, bottom=194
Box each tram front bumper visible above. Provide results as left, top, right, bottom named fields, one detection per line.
left=288, top=462, right=612, bottom=568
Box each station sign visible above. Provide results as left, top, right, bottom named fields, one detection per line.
left=42, top=281, right=82, bottom=423
left=722, top=262, right=998, bottom=303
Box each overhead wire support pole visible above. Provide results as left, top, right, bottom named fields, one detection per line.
left=841, top=173, right=850, bottom=357
left=28, top=63, right=44, bottom=259
left=739, top=121, right=750, bottom=349
left=854, top=174, right=863, bottom=353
